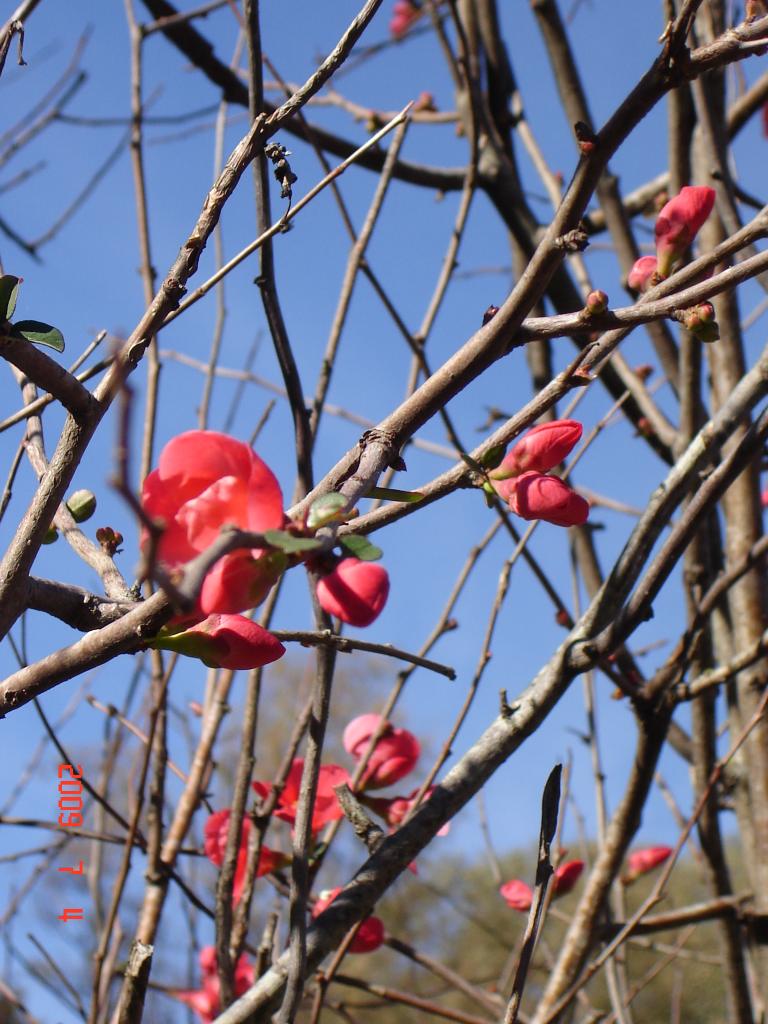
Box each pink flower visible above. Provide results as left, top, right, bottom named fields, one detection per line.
left=151, top=614, right=285, bottom=670
left=203, top=810, right=284, bottom=904
left=627, top=255, right=658, bottom=293
left=316, top=558, right=390, bottom=627
left=500, top=879, right=533, bottom=912
left=500, top=860, right=584, bottom=913
left=505, top=471, right=589, bottom=528
left=312, top=887, right=385, bottom=953
left=389, top=0, right=419, bottom=36
left=343, top=714, right=420, bottom=789
left=654, top=186, right=716, bottom=277
left=553, top=859, right=584, bottom=896
left=252, top=759, right=350, bottom=832
left=141, top=430, right=286, bottom=615
left=624, top=845, right=672, bottom=883
left=490, top=420, right=583, bottom=481
left=172, top=946, right=254, bottom=1023
left=367, top=787, right=450, bottom=836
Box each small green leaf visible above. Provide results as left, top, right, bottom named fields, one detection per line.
left=367, top=486, right=424, bottom=503
left=0, top=275, right=22, bottom=320
left=339, top=534, right=383, bottom=561
left=264, top=529, right=323, bottom=554
left=13, top=319, right=65, bottom=352
left=307, top=492, right=349, bottom=530
left=479, top=444, right=506, bottom=471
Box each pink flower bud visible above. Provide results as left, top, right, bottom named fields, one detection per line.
left=389, top=0, right=419, bottom=36
left=553, top=859, right=584, bottom=896
left=654, top=186, right=716, bottom=277
left=585, top=289, right=608, bottom=315
left=627, top=255, right=658, bottom=293
left=252, top=759, right=350, bottom=832
left=507, top=471, right=590, bottom=528
left=624, top=845, right=672, bottom=883
left=343, top=714, right=420, bottom=789
left=312, top=887, right=385, bottom=953
left=316, top=558, right=390, bottom=627
left=150, top=614, right=285, bottom=670
left=500, top=879, right=533, bottom=912
left=490, top=420, right=583, bottom=481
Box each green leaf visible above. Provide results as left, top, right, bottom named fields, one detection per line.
left=479, top=444, right=506, bottom=471
left=12, top=319, right=65, bottom=352
left=339, top=534, right=383, bottom=561
left=0, top=275, right=22, bottom=320
left=307, top=492, right=349, bottom=530
left=367, top=486, right=424, bottom=503
left=264, top=529, right=323, bottom=554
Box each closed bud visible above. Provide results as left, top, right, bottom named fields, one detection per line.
left=585, top=289, right=608, bottom=315
left=42, top=524, right=58, bottom=544
left=316, top=558, right=389, bottom=627
left=627, top=255, right=658, bottom=294
left=507, top=471, right=590, bottom=528
left=483, top=304, right=500, bottom=325
left=655, top=186, right=716, bottom=277
left=623, top=845, right=672, bottom=884
left=96, top=526, right=123, bottom=555
left=489, top=420, right=583, bottom=481
left=66, top=488, right=97, bottom=523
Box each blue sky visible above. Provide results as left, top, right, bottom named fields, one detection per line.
left=1, top=1, right=767, bottom=1019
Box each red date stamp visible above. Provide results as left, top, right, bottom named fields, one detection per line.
left=56, top=763, right=86, bottom=922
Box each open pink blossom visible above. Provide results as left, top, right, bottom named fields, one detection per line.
left=312, top=887, right=385, bottom=953
left=654, top=186, right=716, bottom=277
left=316, top=558, right=390, bottom=627
left=172, top=946, right=254, bottom=1023
left=500, top=879, right=533, bottom=912
left=252, top=759, right=350, bottom=832
left=506, top=471, right=589, bottom=528
left=490, top=420, right=583, bottom=481
left=624, top=845, right=672, bottom=883
left=627, top=255, right=658, bottom=293
left=204, top=810, right=284, bottom=904
left=151, top=614, right=285, bottom=670
left=141, top=430, right=286, bottom=615
left=343, top=714, right=420, bottom=789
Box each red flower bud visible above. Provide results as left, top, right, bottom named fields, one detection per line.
left=507, top=471, right=590, bottom=528
left=490, top=420, right=583, bottom=481
left=316, top=558, right=390, bottom=627
left=312, top=887, right=385, bottom=953
left=389, top=0, right=419, bottom=36
left=627, top=255, right=658, bottom=293
left=624, top=844, right=672, bottom=883
left=150, top=614, right=285, bottom=670
left=655, top=186, right=716, bottom=277
left=499, top=879, right=533, bottom=912
left=343, top=713, right=420, bottom=789
left=553, top=859, right=584, bottom=896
